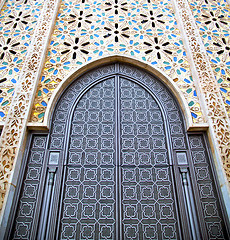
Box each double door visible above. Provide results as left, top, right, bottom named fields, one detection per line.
left=57, top=77, right=180, bottom=239
left=9, top=65, right=229, bottom=239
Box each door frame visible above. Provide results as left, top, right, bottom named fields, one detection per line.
left=5, top=61, right=230, bottom=239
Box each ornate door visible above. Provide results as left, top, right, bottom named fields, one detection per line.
left=8, top=64, right=229, bottom=239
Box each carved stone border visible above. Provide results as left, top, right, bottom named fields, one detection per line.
left=172, top=0, right=230, bottom=218
left=0, top=0, right=61, bottom=234
left=27, top=55, right=204, bottom=131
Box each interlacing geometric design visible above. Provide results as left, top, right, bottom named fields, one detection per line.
left=189, top=0, right=230, bottom=118
left=0, top=0, right=60, bottom=211
left=57, top=65, right=183, bottom=239
left=0, top=0, right=44, bottom=121
left=189, top=134, right=226, bottom=239
left=176, top=0, right=230, bottom=180
left=11, top=134, right=48, bottom=239
left=10, top=64, right=228, bottom=239
left=30, top=0, right=204, bottom=123
left=0, top=0, right=229, bottom=225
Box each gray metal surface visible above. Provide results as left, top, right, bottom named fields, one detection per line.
left=9, top=64, right=229, bottom=240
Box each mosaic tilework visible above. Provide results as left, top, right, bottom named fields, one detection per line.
left=0, top=0, right=44, bottom=121
left=189, top=0, right=230, bottom=118
left=30, top=0, right=204, bottom=123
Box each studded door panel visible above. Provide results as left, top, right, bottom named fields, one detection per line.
left=189, top=134, right=229, bottom=239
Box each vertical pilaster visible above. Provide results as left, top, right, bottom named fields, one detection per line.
left=172, top=0, right=230, bottom=218
left=0, top=0, right=61, bottom=234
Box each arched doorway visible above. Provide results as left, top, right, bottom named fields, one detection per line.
left=8, top=64, right=229, bottom=239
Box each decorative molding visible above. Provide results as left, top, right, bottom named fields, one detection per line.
left=28, top=55, right=196, bottom=131
left=0, top=0, right=61, bottom=225
left=188, top=0, right=230, bottom=119
left=172, top=0, right=230, bottom=216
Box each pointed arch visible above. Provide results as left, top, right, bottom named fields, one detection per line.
left=40, top=55, right=195, bottom=130
left=9, top=62, right=229, bottom=239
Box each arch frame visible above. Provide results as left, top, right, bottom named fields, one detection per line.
left=4, top=61, right=229, bottom=239
left=26, top=55, right=229, bottom=221
left=47, top=63, right=194, bottom=238
left=27, top=55, right=208, bottom=131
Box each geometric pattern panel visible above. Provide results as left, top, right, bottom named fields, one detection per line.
left=120, top=78, right=179, bottom=239
left=60, top=79, right=117, bottom=239
left=9, top=64, right=230, bottom=239
left=119, top=64, right=187, bottom=152
left=31, top=0, right=204, bottom=124
left=189, top=0, right=230, bottom=118
left=50, top=62, right=187, bottom=153
left=59, top=76, right=180, bottom=239
left=0, top=0, right=44, bottom=121
left=189, top=134, right=229, bottom=239
left=10, top=134, right=47, bottom=240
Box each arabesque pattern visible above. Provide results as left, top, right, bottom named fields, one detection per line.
left=0, top=0, right=60, bottom=212
left=188, top=0, right=230, bottom=118
left=30, top=0, right=204, bottom=123
left=0, top=0, right=44, bottom=121
left=175, top=0, right=230, bottom=180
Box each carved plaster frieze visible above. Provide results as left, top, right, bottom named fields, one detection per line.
left=174, top=0, right=230, bottom=181
left=0, top=0, right=61, bottom=213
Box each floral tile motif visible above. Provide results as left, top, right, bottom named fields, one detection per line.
left=189, top=0, right=230, bottom=118
left=0, top=0, right=203, bottom=124
left=0, top=0, right=44, bottom=121
left=31, top=0, right=203, bottom=124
